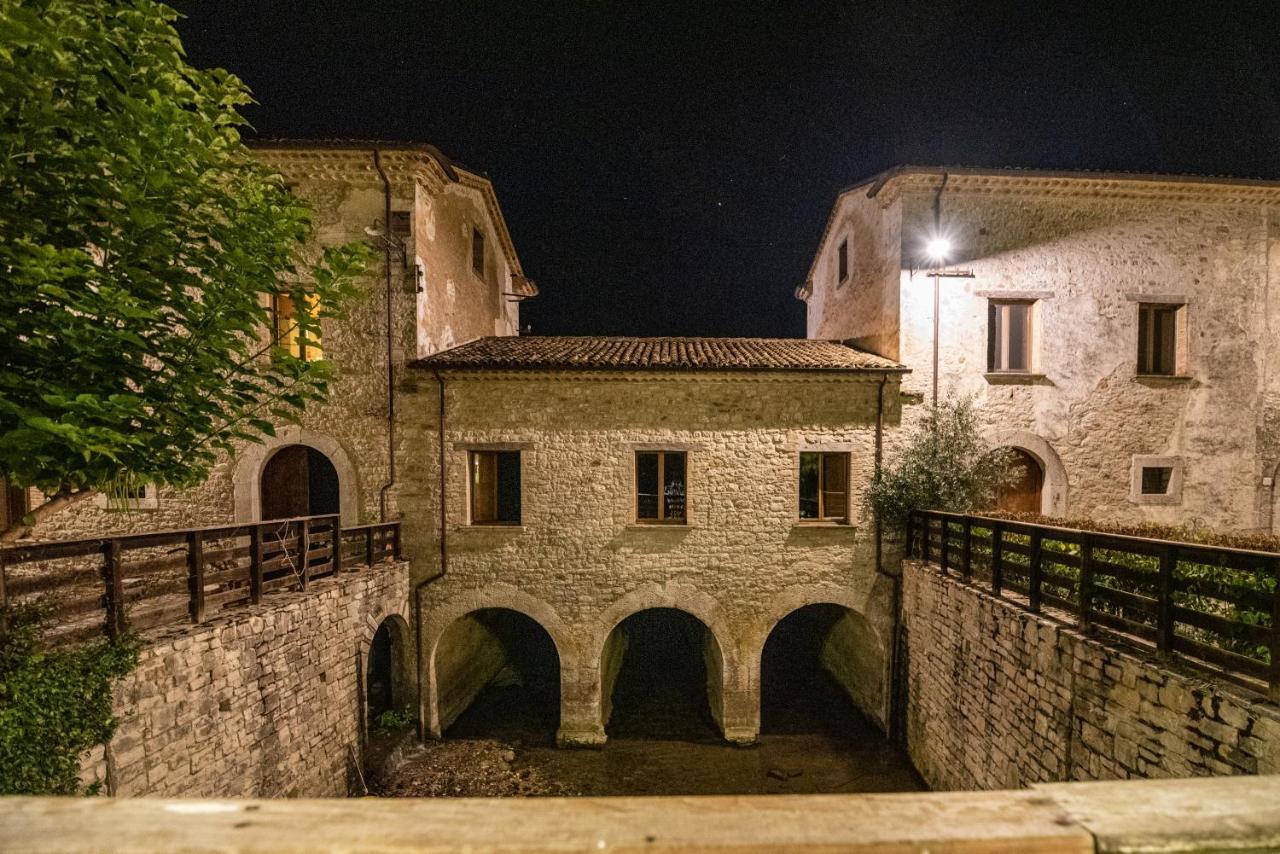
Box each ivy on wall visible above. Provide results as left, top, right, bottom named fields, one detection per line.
left=0, top=608, right=138, bottom=795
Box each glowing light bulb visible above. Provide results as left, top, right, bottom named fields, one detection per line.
left=925, top=236, right=951, bottom=263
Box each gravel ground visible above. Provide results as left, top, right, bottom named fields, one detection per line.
left=374, top=738, right=580, bottom=798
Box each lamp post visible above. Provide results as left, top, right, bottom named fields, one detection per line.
left=923, top=236, right=974, bottom=408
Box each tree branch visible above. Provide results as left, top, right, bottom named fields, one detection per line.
left=0, top=488, right=97, bottom=544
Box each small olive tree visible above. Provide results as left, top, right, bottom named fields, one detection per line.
left=0, top=0, right=370, bottom=541
left=865, top=397, right=1012, bottom=535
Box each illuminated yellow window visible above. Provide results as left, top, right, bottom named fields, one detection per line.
left=273, top=293, right=322, bottom=361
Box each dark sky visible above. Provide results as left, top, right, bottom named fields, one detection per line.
left=175, top=1, right=1280, bottom=338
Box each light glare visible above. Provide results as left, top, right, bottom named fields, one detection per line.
left=926, top=236, right=951, bottom=262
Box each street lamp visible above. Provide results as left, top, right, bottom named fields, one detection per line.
left=922, top=232, right=972, bottom=408
left=926, top=236, right=952, bottom=264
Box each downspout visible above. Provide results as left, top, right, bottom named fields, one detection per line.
left=413, top=367, right=449, bottom=740
left=372, top=150, right=397, bottom=523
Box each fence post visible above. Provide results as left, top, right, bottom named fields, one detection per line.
left=101, top=539, right=126, bottom=641
left=0, top=548, right=8, bottom=635
left=365, top=527, right=374, bottom=568
left=939, top=517, right=950, bottom=574
left=187, top=530, right=206, bottom=624
left=1157, top=544, right=1176, bottom=655
left=332, top=516, right=343, bottom=575
left=961, top=517, right=972, bottom=581
left=990, top=523, right=1003, bottom=595
left=1269, top=557, right=1280, bottom=702
left=392, top=523, right=402, bottom=561
left=298, top=519, right=310, bottom=591
left=921, top=514, right=931, bottom=565
left=249, top=524, right=263, bottom=605
left=1079, top=533, right=1095, bottom=632
left=905, top=512, right=916, bottom=560
left=1028, top=529, right=1043, bottom=613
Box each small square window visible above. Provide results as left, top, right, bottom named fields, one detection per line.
left=799, top=452, right=849, bottom=522
left=469, top=451, right=521, bottom=525
left=472, top=227, right=486, bottom=277
left=837, top=238, right=849, bottom=284
left=635, top=451, right=686, bottom=523
left=988, top=300, right=1034, bottom=373
left=1137, top=303, right=1182, bottom=376
left=1141, top=466, right=1172, bottom=495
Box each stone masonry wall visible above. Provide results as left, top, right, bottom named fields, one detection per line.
left=902, top=559, right=1280, bottom=791
left=399, top=370, right=902, bottom=745
left=82, top=561, right=410, bottom=797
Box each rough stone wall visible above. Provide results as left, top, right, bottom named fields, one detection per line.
left=902, top=559, right=1280, bottom=791
left=23, top=148, right=519, bottom=543
left=81, top=561, right=411, bottom=797
left=806, top=172, right=1280, bottom=531
left=398, top=370, right=902, bottom=745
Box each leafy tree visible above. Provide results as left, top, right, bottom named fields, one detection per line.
left=0, top=0, right=370, bottom=540
left=866, top=396, right=1013, bottom=535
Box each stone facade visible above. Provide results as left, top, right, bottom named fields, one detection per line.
left=80, top=560, right=411, bottom=797
left=902, top=559, right=1280, bottom=791
left=801, top=168, right=1280, bottom=531
left=22, top=142, right=529, bottom=542
left=397, top=366, right=903, bottom=746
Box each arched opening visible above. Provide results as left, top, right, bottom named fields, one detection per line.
left=602, top=608, right=723, bottom=742
left=434, top=608, right=561, bottom=745
left=366, top=616, right=412, bottom=729
left=992, top=446, right=1044, bottom=514
left=761, top=604, right=884, bottom=735
left=259, top=444, right=340, bottom=520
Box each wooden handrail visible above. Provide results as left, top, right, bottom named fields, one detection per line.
left=909, top=509, right=1280, bottom=700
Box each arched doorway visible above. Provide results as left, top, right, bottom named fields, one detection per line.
left=259, top=444, right=340, bottom=520
left=993, top=447, right=1044, bottom=514
left=434, top=608, right=561, bottom=744
left=761, top=604, right=884, bottom=735
left=366, top=616, right=412, bottom=729
left=602, top=608, right=723, bottom=742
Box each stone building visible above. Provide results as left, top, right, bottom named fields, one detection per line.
left=398, top=335, right=906, bottom=746
left=799, top=166, right=1280, bottom=531
left=13, top=140, right=534, bottom=541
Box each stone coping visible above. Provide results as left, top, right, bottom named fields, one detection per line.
left=3, top=776, right=1279, bottom=852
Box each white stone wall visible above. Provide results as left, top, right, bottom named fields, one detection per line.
left=399, top=370, right=902, bottom=745
left=902, top=559, right=1280, bottom=791
left=81, top=561, right=411, bottom=797
left=805, top=172, right=1280, bottom=531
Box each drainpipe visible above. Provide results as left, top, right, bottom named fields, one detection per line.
left=873, top=372, right=906, bottom=741
left=411, top=367, right=449, bottom=740
left=372, top=150, right=397, bottom=523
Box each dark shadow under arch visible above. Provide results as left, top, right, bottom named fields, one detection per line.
left=366, top=615, right=412, bottom=727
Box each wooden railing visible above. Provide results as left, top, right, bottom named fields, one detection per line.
left=0, top=516, right=400, bottom=646
left=908, top=510, right=1280, bottom=700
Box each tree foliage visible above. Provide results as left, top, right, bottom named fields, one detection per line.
left=866, top=396, right=1013, bottom=535
left=0, top=606, right=139, bottom=794
left=0, top=0, right=370, bottom=535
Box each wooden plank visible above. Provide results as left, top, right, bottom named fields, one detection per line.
left=1092, top=585, right=1159, bottom=616
left=187, top=530, right=206, bottom=624
left=1090, top=558, right=1157, bottom=588
left=102, top=540, right=125, bottom=640
left=1171, top=605, right=1271, bottom=645
left=1171, top=635, right=1270, bottom=682
left=1171, top=576, right=1271, bottom=612
left=1157, top=545, right=1176, bottom=654
left=1090, top=609, right=1158, bottom=642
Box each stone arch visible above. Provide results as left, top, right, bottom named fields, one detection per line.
left=984, top=428, right=1068, bottom=517
left=587, top=583, right=750, bottom=744
left=419, top=585, right=575, bottom=739
left=361, top=613, right=413, bottom=729
left=232, top=427, right=361, bottom=525
left=746, top=585, right=889, bottom=732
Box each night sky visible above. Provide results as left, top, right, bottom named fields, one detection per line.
left=175, top=2, right=1280, bottom=338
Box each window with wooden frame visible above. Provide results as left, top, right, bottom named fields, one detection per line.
left=469, top=451, right=521, bottom=525
left=272, top=292, right=323, bottom=362
left=471, top=227, right=486, bottom=277
left=987, top=300, right=1033, bottom=373
left=1137, top=303, right=1181, bottom=376
left=799, top=452, right=849, bottom=522
left=837, top=238, right=849, bottom=284
left=635, top=451, right=686, bottom=524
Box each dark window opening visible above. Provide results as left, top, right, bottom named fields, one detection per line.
left=2, top=476, right=28, bottom=532
left=837, top=238, right=849, bottom=283
left=799, top=452, right=849, bottom=521
left=367, top=619, right=399, bottom=725
left=472, top=227, right=485, bottom=276
left=988, top=300, right=1033, bottom=372
left=470, top=450, right=521, bottom=524
left=260, top=445, right=340, bottom=520
left=390, top=210, right=412, bottom=239
left=1138, top=304, right=1180, bottom=376
left=635, top=451, right=686, bottom=523
left=1141, top=466, right=1173, bottom=495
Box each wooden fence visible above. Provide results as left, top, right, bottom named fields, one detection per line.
left=0, top=516, right=400, bottom=646
left=908, top=510, right=1280, bottom=700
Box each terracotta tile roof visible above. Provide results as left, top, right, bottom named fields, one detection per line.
left=413, top=336, right=906, bottom=373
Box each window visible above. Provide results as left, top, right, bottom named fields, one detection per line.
left=272, top=292, right=323, bottom=361
left=1138, top=303, right=1180, bottom=376
left=471, top=227, right=485, bottom=277
left=93, top=482, right=158, bottom=511
left=390, top=210, right=412, bottom=239
left=837, top=238, right=849, bottom=284
left=987, top=300, right=1033, bottom=373
left=799, top=452, right=849, bottom=521
left=469, top=451, right=521, bottom=525
left=635, top=451, right=686, bottom=523
left=2, top=476, right=27, bottom=531
left=1140, top=465, right=1173, bottom=495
